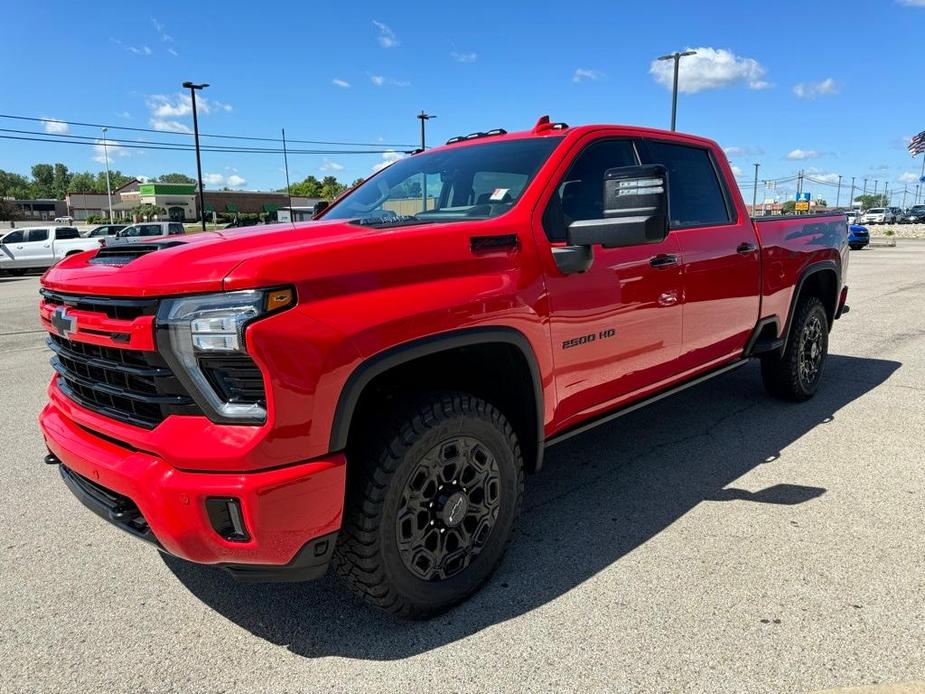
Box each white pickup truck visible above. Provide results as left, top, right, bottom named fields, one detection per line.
left=0, top=226, right=100, bottom=274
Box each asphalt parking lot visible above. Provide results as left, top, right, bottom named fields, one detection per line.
left=1, top=242, right=923, bottom=693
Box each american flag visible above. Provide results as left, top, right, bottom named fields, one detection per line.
left=909, top=130, right=925, bottom=156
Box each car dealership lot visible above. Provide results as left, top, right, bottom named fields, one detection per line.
left=1, top=244, right=923, bottom=693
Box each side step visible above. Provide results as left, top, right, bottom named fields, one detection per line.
left=546, top=359, right=747, bottom=448
left=749, top=337, right=784, bottom=355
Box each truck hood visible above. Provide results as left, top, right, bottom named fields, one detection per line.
left=41, top=220, right=383, bottom=297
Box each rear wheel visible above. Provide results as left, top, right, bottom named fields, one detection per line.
left=761, top=296, right=829, bottom=401
left=334, top=391, right=523, bottom=618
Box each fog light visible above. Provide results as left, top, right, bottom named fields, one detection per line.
left=205, top=497, right=250, bottom=542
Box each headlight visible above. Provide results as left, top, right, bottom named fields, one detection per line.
left=156, top=288, right=295, bottom=424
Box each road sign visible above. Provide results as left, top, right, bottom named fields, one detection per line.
left=795, top=201, right=810, bottom=212
left=795, top=192, right=811, bottom=202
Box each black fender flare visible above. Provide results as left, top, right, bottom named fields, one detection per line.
left=328, top=326, right=545, bottom=470
left=780, top=259, right=840, bottom=353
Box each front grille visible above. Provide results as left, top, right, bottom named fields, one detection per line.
left=59, top=465, right=158, bottom=544
left=49, top=334, right=199, bottom=428
left=200, top=355, right=266, bottom=405
left=41, top=289, right=157, bottom=321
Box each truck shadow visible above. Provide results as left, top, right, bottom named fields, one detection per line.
left=163, top=354, right=899, bottom=661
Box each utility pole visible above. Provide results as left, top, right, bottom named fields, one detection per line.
left=657, top=50, right=697, bottom=131
left=835, top=174, right=842, bottom=209
left=862, top=178, right=868, bottom=197
left=902, top=187, right=907, bottom=210
left=182, top=81, right=209, bottom=232
left=101, top=127, right=113, bottom=222
left=281, top=128, right=292, bottom=223
left=849, top=176, right=855, bottom=210
left=417, top=110, right=436, bottom=211
left=884, top=182, right=889, bottom=209
left=751, top=163, right=760, bottom=216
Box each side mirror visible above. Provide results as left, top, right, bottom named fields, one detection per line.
left=312, top=200, right=330, bottom=218
left=567, top=164, right=669, bottom=249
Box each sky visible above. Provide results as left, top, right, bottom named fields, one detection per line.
left=2, top=0, right=925, bottom=205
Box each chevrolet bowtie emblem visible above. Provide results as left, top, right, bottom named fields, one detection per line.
left=50, top=306, right=77, bottom=339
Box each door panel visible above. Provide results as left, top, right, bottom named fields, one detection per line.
left=639, top=140, right=761, bottom=369
left=538, top=137, right=684, bottom=425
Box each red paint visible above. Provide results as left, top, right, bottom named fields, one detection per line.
left=38, top=121, right=846, bottom=571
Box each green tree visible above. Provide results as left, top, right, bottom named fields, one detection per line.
left=31, top=164, right=55, bottom=198
left=854, top=193, right=887, bottom=209
left=52, top=163, right=71, bottom=199
left=782, top=200, right=797, bottom=214
left=351, top=177, right=365, bottom=188
left=97, top=171, right=133, bottom=192
left=157, top=173, right=196, bottom=184
left=0, top=170, right=32, bottom=198
left=67, top=172, right=99, bottom=193
left=290, top=175, right=323, bottom=198
left=0, top=197, right=21, bottom=221
left=319, top=175, right=346, bottom=200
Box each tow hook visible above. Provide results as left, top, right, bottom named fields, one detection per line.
left=44, top=452, right=61, bottom=465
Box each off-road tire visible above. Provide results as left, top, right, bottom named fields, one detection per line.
left=761, top=295, right=829, bottom=401
left=333, top=391, right=524, bottom=619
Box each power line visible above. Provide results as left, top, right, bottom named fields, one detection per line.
left=0, top=113, right=417, bottom=149
left=0, top=132, right=410, bottom=156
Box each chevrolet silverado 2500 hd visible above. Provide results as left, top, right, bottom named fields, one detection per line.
left=39, top=117, right=849, bottom=617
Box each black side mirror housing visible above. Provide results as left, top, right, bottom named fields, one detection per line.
left=312, top=200, right=330, bottom=218
left=566, top=164, right=669, bottom=249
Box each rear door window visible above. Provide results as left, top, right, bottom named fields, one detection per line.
left=640, top=141, right=731, bottom=228
left=139, top=224, right=163, bottom=236
left=25, top=229, right=49, bottom=242
left=55, top=227, right=79, bottom=240
left=168, top=223, right=184, bottom=235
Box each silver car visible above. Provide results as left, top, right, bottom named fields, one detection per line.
left=859, top=208, right=891, bottom=224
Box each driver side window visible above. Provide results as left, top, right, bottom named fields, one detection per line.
left=542, top=139, right=638, bottom=242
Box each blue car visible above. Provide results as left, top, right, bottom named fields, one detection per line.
left=848, top=223, right=869, bottom=250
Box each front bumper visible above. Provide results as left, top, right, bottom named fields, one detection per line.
left=40, top=401, right=346, bottom=580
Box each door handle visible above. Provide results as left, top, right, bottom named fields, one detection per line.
left=736, top=242, right=757, bottom=254
left=649, top=254, right=679, bottom=269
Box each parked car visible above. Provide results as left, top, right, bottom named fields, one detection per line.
left=859, top=208, right=891, bottom=224
left=106, top=221, right=186, bottom=244
left=0, top=226, right=99, bottom=273
left=848, top=224, right=870, bottom=250
left=888, top=207, right=903, bottom=222
left=900, top=209, right=925, bottom=224
left=845, top=210, right=859, bottom=225
left=54, top=216, right=75, bottom=224
left=39, top=117, right=849, bottom=618
left=83, top=224, right=127, bottom=238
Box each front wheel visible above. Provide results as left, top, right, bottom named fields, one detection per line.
left=761, top=296, right=829, bottom=401
left=334, top=392, right=523, bottom=618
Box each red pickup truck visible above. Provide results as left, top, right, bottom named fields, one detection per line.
left=39, top=117, right=849, bottom=618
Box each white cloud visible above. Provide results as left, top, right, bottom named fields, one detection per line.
left=450, top=50, right=477, bottom=63
left=805, top=171, right=841, bottom=184
left=724, top=145, right=765, bottom=157
left=898, top=172, right=920, bottom=183
left=111, top=38, right=153, bottom=56
left=92, top=139, right=129, bottom=164
left=372, top=20, right=399, bottom=48
left=41, top=118, right=69, bottom=134
left=573, top=68, right=605, bottom=83
left=320, top=159, right=345, bottom=172
left=786, top=149, right=822, bottom=160
left=793, top=78, right=838, bottom=99
left=146, top=92, right=231, bottom=131
left=117, top=111, right=131, bottom=119
left=731, top=165, right=743, bottom=177
left=226, top=175, right=246, bottom=187
left=332, top=78, right=351, bottom=88
left=167, top=47, right=178, bottom=57
left=203, top=173, right=225, bottom=186
left=372, top=150, right=406, bottom=173
left=369, top=74, right=410, bottom=87
left=650, top=47, right=769, bottom=94
left=897, top=0, right=925, bottom=6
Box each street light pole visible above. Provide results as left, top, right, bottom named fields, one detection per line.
left=657, top=50, right=697, bottom=131
left=835, top=175, right=842, bottom=209
left=416, top=110, right=436, bottom=211
left=101, top=127, right=113, bottom=222
left=183, top=81, right=210, bottom=232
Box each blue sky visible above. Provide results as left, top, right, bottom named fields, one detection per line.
left=3, top=0, right=924, bottom=204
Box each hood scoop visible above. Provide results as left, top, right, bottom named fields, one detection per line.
left=89, top=241, right=186, bottom=266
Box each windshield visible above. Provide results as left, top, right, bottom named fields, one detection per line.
left=867, top=209, right=885, bottom=213
left=322, top=136, right=564, bottom=226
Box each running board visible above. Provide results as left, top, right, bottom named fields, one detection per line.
left=545, top=359, right=748, bottom=448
